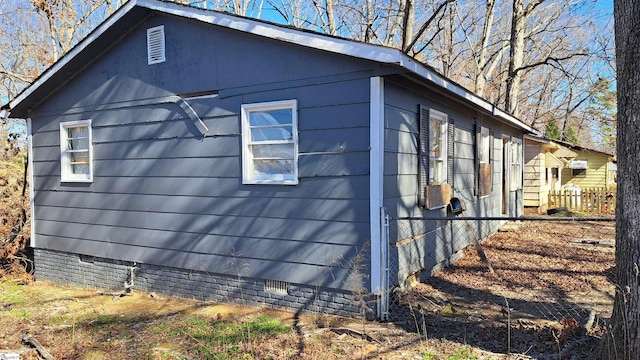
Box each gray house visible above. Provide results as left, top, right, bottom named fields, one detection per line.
left=4, top=0, right=534, bottom=318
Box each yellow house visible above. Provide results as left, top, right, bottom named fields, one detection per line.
left=524, top=136, right=577, bottom=213
left=560, top=144, right=617, bottom=189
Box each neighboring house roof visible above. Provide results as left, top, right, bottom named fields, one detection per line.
left=551, top=138, right=616, bottom=160
left=524, top=134, right=577, bottom=168
left=4, top=0, right=536, bottom=133
left=525, top=134, right=616, bottom=161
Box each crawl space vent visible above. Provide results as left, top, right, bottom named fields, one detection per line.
left=265, top=279, right=290, bottom=294
left=147, top=25, right=165, bottom=65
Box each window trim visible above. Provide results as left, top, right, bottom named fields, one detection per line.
left=572, top=168, right=587, bottom=178
left=510, top=137, right=523, bottom=190
left=428, top=109, right=448, bottom=186
left=479, top=126, right=490, bottom=164
left=241, top=99, right=298, bottom=185
left=60, top=120, right=93, bottom=183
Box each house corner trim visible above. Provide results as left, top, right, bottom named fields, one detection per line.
left=369, top=77, right=384, bottom=295
left=27, top=118, right=36, bottom=247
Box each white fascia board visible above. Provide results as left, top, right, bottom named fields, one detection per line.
left=152, top=0, right=535, bottom=133
left=491, top=105, right=538, bottom=134
left=139, top=0, right=402, bottom=64
left=398, top=56, right=493, bottom=113
left=397, top=55, right=536, bottom=133
left=9, top=0, right=139, bottom=111
left=11, top=0, right=535, bottom=135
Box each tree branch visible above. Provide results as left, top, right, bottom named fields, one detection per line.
left=402, top=0, right=455, bottom=54
left=514, top=52, right=589, bottom=75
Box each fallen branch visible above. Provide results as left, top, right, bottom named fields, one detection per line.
left=21, top=333, right=55, bottom=360
left=329, top=327, right=380, bottom=343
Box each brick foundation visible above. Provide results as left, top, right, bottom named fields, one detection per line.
left=33, top=248, right=374, bottom=318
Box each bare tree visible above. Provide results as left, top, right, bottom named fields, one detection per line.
left=471, top=0, right=510, bottom=97
left=402, top=0, right=455, bottom=54
left=31, top=0, right=121, bottom=62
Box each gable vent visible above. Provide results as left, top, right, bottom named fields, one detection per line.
left=147, top=25, right=165, bottom=65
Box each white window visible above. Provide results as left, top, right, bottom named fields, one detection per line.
left=570, top=160, right=588, bottom=178
left=60, top=120, right=93, bottom=182
left=479, top=127, right=490, bottom=164
left=510, top=137, right=523, bottom=190
left=478, top=126, right=492, bottom=197
left=241, top=100, right=298, bottom=185
left=429, top=110, right=448, bottom=185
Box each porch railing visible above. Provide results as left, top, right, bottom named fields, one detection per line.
left=548, top=187, right=616, bottom=213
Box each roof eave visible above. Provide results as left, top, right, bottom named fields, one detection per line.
left=9, top=0, right=141, bottom=115
left=8, top=0, right=537, bottom=134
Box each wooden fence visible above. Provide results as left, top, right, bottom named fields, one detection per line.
left=548, top=188, right=616, bottom=213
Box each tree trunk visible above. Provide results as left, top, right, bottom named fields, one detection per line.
left=505, top=0, right=545, bottom=117
left=400, top=0, right=414, bottom=52
left=325, top=0, right=336, bottom=36
left=505, top=0, right=525, bottom=116
left=595, top=1, right=640, bottom=358
left=364, top=0, right=373, bottom=42
left=474, top=0, right=496, bottom=97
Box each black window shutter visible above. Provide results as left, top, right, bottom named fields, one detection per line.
left=474, top=122, right=480, bottom=197
left=418, top=105, right=430, bottom=207
left=447, top=118, right=455, bottom=187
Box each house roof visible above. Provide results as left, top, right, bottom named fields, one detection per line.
left=4, top=0, right=535, bottom=133
left=524, top=135, right=577, bottom=158
left=526, top=134, right=615, bottom=161
left=550, top=138, right=616, bottom=159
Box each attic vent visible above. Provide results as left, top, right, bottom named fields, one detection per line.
left=265, top=279, right=290, bottom=294
left=147, top=25, right=165, bottom=65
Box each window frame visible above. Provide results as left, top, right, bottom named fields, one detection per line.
left=60, top=120, right=93, bottom=183
left=241, top=99, right=298, bottom=185
left=572, top=168, right=587, bottom=178
left=428, top=109, right=448, bottom=186
left=510, top=137, right=523, bottom=190
left=479, top=126, right=490, bottom=165
left=477, top=126, right=492, bottom=197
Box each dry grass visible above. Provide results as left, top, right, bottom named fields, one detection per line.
left=0, top=148, right=616, bottom=358
left=0, top=220, right=616, bottom=359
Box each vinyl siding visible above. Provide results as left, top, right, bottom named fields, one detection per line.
left=561, top=150, right=612, bottom=188
left=524, top=141, right=546, bottom=207
left=381, top=79, right=524, bottom=286
left=30, top=14, right=378, bottom=291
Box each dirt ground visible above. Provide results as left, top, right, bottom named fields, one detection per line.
left=0, top=219, right=615, bottom=359
left=394, top=219, right=616, bottom=359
